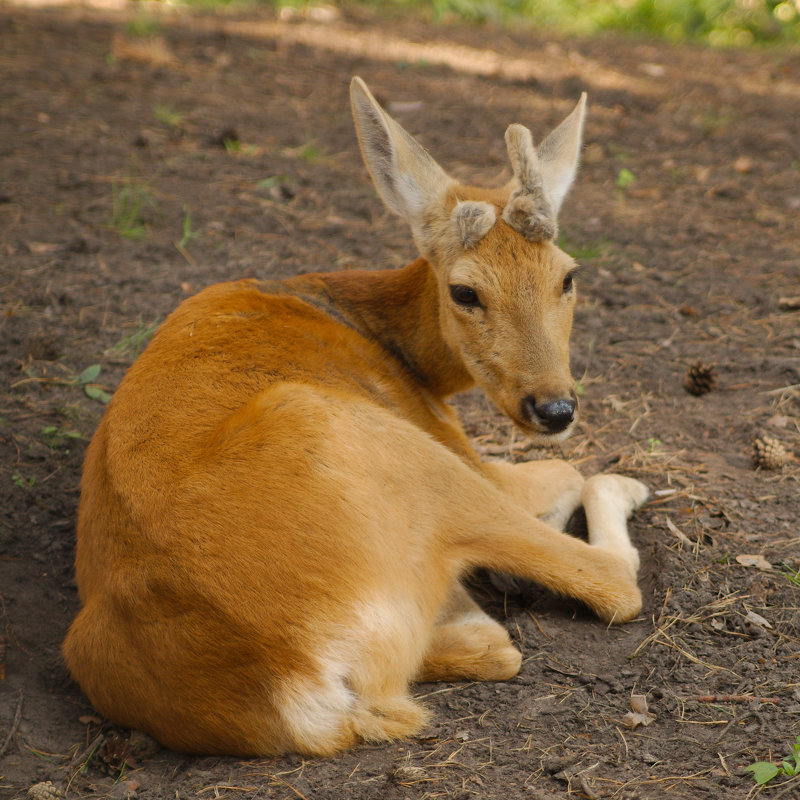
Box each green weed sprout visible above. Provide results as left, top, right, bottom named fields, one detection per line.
left=76, top=364, right=112, bottom=404
left=745, top=736, right=800, bottom=786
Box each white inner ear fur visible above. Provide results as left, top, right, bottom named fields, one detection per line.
left=452, top=201, right=496, bottom=249
left=350, top=76, right=454, bottom=234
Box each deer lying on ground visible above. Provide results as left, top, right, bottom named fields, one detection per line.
left=63, top=77, right=648, bottom=757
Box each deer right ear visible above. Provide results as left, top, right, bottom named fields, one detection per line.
left=350, top=77, right=453, bottom=234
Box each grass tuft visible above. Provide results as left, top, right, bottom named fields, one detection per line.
left=110, top=176, right=156, bottom=240
left=227, top=0, right=800, bottom=45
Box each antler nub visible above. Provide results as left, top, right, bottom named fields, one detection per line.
left=452, top=201, right=496, bottom=249
left=502, top=123, right=557, bottom=242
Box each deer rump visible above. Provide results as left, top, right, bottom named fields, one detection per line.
left=63, top=78, right=648, bottom=757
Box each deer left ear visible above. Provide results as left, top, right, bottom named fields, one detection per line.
left=350, top=77, right=454, bottom=239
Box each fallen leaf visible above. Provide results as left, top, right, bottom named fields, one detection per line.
left=630, top=694, right=649, bottom=714
left=640, top=62, right=666, bottom=77
left=111, top=33, right=175, bottom=66
left=621, top=694, right=656, bottom=729
left=665, top=517, right=693, bottom=547
left=392, top=766, right=427, bottom=784
left=694, top=165, right=712, bottom=183
left=767, top=415, right=789, bottom=429
left=745, top=610, right=772, bottom=630
left=27, top=241, right=60, bottom=254
left=736, top=554, right=773, bottom=571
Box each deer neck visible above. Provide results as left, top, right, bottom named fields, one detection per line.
left=317, top=258, right=474, bottom=400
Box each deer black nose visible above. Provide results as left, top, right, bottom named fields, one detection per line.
left=521, top=396, right=576, bottom=433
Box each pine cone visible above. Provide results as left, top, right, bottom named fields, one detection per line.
left=27, top=783, right=62, bottom=800
left=683, top=361, right=717, bottom=396
left=752, top=436, right=790, bottom=470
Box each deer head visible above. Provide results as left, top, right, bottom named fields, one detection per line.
left=350, top=77, right=586, bottom=443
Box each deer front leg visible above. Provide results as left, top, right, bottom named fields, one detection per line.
left=458, top=471, right=647, bottom=620
left=482, top=459, right=584, bottom=529
left=448, top=510, right=643, bottom=623
left=580, top=474, right=649, bottom=580
left=484, top=459, right=584, bottom=595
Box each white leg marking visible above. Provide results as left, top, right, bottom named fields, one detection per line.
left=581, top=475, right=649, bottom=578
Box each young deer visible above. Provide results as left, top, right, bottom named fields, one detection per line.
left=63, top=77, right=648, bottom=757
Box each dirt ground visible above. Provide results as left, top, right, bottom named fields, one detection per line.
left=1, top=2, right=799, bottom=798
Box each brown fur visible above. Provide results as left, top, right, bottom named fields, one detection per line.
left=63, top=78, right=648, bottom=757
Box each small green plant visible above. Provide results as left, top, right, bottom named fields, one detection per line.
left=646, top=437, right=663, bottom=453
left=110, top=319, right=160, bottom=359
left=125, top=14, right=161, bottom=37
left=222, top=138, right=258, bottom=156
left=616, top=168, right=636, bottom=191
left=781, top=564, right=800, bottom=588
left=558, top=228, right=611, bottom=262
left=42, top=425, right=84, bottom=451
left=11, top=471, right=35, bottom=491
left=746, top=736, right=800, bottom=785
left=75, top=364, right=112, bottom=404
left=110, top=177, right=156, bottom=240
left=154, top=104, right=183, bottom=130
left=257, top=175, right=289, bottom=192
left=178, top=207, right=200, bottom=249
left=300, top=142, right=322, bottom=162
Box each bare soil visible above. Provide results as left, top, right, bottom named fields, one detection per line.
left=1, top=4, right=799, bottom=798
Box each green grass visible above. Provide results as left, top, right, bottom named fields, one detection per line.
left=154, top=104, right=184, bottom=130
left=109, top=319, right=160, bottom=359
left=209, top=0, right=800, bottom=46
left=125, top=14, right=162, bottom=37
left=110, top=176, right=156, bottom=240
left=558, top=229, right=611, bottom=262
left=781, top=564, right=800, bottom=588
left=11, top=471, right=35, bottom=491
left=178, top=207, right=200, bottom=249
left=42, top=425, right=85, bottom=451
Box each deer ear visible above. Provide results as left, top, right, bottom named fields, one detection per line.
left=350, top=77, right=453, bottom=226
left=537, top=92, right=587, bottom=217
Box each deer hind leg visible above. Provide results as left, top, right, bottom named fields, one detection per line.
left=417, top=582, right=521, bottom=683
left=277, top=668, right=429, bottom=756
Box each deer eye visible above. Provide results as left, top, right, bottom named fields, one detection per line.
left=562, top=271, right=576, bottom=295
left=449, top=285, right=480, bottom=307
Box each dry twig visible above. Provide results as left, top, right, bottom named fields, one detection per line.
left=0, top=689, right=23, bottom=757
